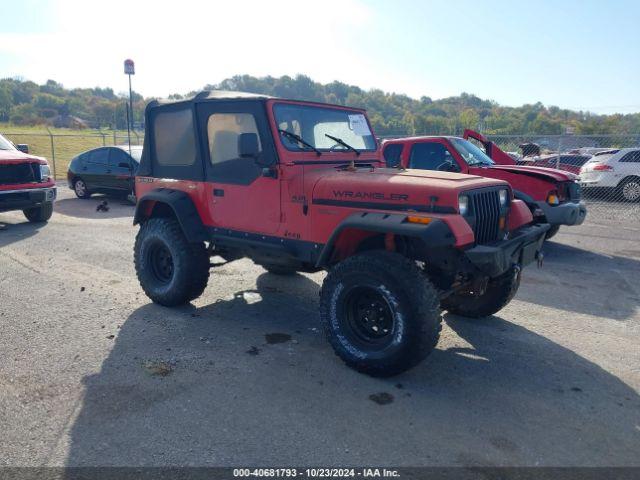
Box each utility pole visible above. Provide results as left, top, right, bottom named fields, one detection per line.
left=124, top=59, right=135, bottom=155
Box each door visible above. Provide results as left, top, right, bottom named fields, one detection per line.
left=107, top=148, right=135, bottom=191
left=196, top=101, right=281, bottom=234
left=83, top=148, right=110, bottom=190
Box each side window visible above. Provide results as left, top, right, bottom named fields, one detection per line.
left=620, top=151, right=640, bottom=163
left=88, top=149, right=108, bottom=165
left=409, top=143, right=451, bottom=170
left=153, top=108, right=196, bottom=166
left=109, top=149, right=130, bottom=167
left=207, top=113, right=262, bottom=184
left=383, top=144, right=403, bottom=167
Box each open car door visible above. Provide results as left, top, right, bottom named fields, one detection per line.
left=463, top=129, right=516, bottom=165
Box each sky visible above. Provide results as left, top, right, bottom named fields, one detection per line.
left=1, top=0, right=639, bottom=114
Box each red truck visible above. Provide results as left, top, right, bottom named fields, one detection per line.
left=382, top=129, right=586, bottom=239
left=132, top=91, right=549, bottom=376
left=0, top=134, right=56, bottom=223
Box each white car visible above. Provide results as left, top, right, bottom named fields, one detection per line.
left=579, top=148, right=640, bottom=202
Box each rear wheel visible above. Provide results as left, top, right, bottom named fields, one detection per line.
left=73, top=178, right=91, bottom=199
left=441, top=266, right=521, bottom=318
left=320, top=251, right=442, bottom=377
left=134, top=217, right=210, bottom=306
left=23, top=202, right=53, bottom=223
left=618, top=177, right=640, bottom=202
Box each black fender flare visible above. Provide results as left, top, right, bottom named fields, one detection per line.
left=316, top=212, right=455, bottom=267
left=133, top=188, right=208, bottom=243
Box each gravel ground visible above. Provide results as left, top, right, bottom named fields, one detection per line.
left=0, top=188, right=638, bottom=467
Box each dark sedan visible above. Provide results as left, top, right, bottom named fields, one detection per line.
left=67, top=146, right=142, bottom=199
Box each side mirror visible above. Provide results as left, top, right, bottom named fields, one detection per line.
left=16, top=144, right=29, bottom=154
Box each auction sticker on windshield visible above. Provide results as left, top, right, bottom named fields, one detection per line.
left=348, top=114, right=371, bottom=136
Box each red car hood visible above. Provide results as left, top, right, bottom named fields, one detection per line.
left=307, top=167, right=508, bottom=212
left=0, top=149, right=47, bottom=165
left=490, top=164, right=576, bottom=182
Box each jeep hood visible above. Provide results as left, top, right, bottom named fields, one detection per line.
left=0, top=149, right=47, bottom=165
left=308, top=167, right=508, bottom=212
left=489, top=164, right=576, bottom=182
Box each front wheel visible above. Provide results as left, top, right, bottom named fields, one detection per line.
left=134, top=217, right=210, bottom=306
left=441, top=265, right=521, bottom=318
left=23, top=202, right=53, bottom=223
left=73, top=178, right=91, bottom=199
left=320, top=251, right=442, bottom=377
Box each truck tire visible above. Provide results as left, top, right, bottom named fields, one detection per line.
left=545, top=225, right=560, bottom=240
left=23, top=202, right=53, bottom=223
left=441, top=266, right=521, bottom=318
left=319, top=251, right=442, bottom=377
left=262, top=264, right=297, bottom=275
left=134, top=217, right=210, bottom=306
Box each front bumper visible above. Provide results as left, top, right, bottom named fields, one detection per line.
left=536, top=201, right=587, bottom=226
left=0, top=186, right=57, bottom=213
left=464, top=223, right=550, bottom=277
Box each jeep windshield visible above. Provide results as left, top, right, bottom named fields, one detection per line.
left=0, top=134, right=16, bottom=151
left=450, top=138, right=494, bottom=166
left=274, top=103, right=377, bottom=153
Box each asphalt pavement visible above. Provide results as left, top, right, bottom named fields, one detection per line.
left=0, top=188, right=638, bottom=467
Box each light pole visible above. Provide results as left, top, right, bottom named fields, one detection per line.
left=124, top=59, right=135, bottom=155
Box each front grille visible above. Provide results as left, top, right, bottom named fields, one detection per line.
left=0, top=163, right=39, bottom=185
left=468, top=189, right=502, bottom=245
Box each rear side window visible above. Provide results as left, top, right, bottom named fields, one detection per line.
left=383, top=144, right=403, bottom=167
left=409, top=143, right=452, bottom=170
left=153, top=108, right=196, bottom=166
left=619, top=151, right=640, bottom=163
left=88, top=149, right=108, bottom=165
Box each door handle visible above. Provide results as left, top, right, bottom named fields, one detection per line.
left=213, top=189, right=224, bottom=197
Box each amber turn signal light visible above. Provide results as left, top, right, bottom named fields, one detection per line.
left=406, top=216, right=432, bottom=225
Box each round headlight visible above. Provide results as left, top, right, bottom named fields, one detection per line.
left=499, top=189, right=509, bottom=207
left=459, top=195, right=469, bottom=216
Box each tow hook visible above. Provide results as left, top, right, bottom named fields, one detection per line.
left=536, top=251, right=544, bottom=268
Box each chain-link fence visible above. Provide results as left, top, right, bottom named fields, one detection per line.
left=2, top=130, right=144, bottom=180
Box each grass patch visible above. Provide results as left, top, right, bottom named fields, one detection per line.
left=0, top=123, right=143, bottom=179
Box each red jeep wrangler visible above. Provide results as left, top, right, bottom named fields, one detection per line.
left=382, top=130, right=586, bottom=239
left=0, top=134, right=56, bottom=223
left=133, top=91, right=549, bottom=376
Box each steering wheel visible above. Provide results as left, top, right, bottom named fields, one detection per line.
left=436, top=160, right=456, bottom=171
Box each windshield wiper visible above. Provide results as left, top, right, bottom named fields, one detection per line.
left=278, top=129, right=321, bottom=156
left=325, top=134, right=360, bottom=156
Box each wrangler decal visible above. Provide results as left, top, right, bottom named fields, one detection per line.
left=332, top=190, right=409, bottom=201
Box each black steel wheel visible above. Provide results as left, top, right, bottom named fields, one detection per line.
left=134, top=217, right=210, bottom=306
left=320, top=250, right=441, bottom=377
